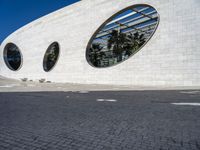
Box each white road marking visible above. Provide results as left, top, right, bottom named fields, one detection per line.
left=107, top=99, right=117, bottom=102
left=97, top=99, right=105, bottom=102
left=79, top=91, right=89, bottom=94
left=97, top=99, right=117, bottom=102
left=171, top=103, right=200, bottom=106
left=180, top=91, right=200, bottom=94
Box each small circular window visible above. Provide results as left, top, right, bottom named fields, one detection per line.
left=43, top=42, right=60, bottom=72
left=3, top=43, right=22, bottom=71
left=86, top=4, right=159, bottom=68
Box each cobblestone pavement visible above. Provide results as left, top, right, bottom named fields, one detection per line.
left=0, top=90, right=200, bottom=150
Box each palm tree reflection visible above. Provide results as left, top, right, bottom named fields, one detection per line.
left=89, top=30, right=146, bottom=67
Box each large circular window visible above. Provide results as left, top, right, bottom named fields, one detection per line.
left=86, top=4, right=159, bottom=68
left=4, top=43, right=22, bottom=71
left=43, top=42, right=60, bottom=72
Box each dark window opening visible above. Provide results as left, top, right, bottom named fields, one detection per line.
left=43, top=42, right=60, bottom=72
left=4, top=43, right=22, bottom=71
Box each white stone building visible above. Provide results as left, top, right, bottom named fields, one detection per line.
left=0, top=0, right=200, bottom=87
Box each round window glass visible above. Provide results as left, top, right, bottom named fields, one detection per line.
left=86, top=4, right=159, bottom=68
left=3, top=43, right=22, bottom=71
left=43, top=42, right=60, bottom=72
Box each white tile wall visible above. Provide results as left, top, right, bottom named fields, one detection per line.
left=0, top=0, right=200, bottom=87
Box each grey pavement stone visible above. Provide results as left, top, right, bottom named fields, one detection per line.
left=0, top=91, right=199, bottom=149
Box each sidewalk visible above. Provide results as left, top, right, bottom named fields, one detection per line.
left=0, top=76, right=200, bottom=92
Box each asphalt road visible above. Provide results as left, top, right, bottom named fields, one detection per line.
left=0, top=90, right=200, bottom=150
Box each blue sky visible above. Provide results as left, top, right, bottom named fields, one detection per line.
left=0, top=0, right=79, bottom=44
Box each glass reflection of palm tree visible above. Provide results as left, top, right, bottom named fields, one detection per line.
left=107, top=30, right=146, bottom=62
left=125, top=32, right=146, bottom=56
left=90, top=30, right=147, bottom=67
left=107, top=30, right=127, bottom=62
left=89, top=43, right=103, bottom=67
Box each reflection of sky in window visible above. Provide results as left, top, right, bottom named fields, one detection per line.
left=136, top=6, right=145, bottom=10
left=94, top=34, right=110, bottom=41
left=103, top=23, right=116, bottom=30
left=134, top=19, right=157, bottom=28
left=118, top=13, right=141, bottom=23
left=142, top=7, right=155, bottom=13
left=101, top=6, right=158, bottom=32
left=94, top=5, right=158, bottom=40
